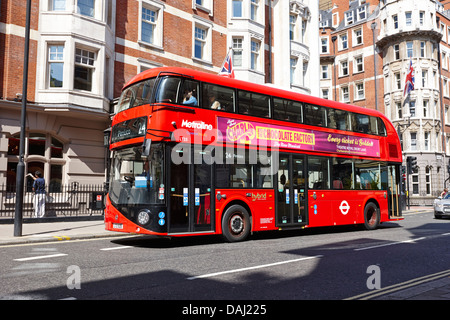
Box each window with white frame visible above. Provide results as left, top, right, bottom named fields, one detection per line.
left=420, top=41, right=426, bottom=57
left=193, top=0, right=213, bottom=15
left=357, top=6, right=366, bottom=20
left=405, top=12, right=412, bottom=26
left=419, top=11, right=424, bottom=26
left=74, top=47, right=95, bottom=91
left=345, top=11, right=353, bottom=25
left=339, top=33, right=348, bottom=50
left=193, top=23, right=211, bottom=62
left=410, top=132, right=417, bottom=151
left=423, top=99, right=429, bottom=117
left=290, top=57, right=297, bottom=85
left=321, top=38, right=329, bottom=53
left=422, top=70, right=427, bottom=88
left=232, top=0, right=243, bottom=18
left=412, top=173, right=419, bottom=194
left=77, top=0, right=94, bottom=17
left=48, top=45, right=64, bottom=88
left=394, top=44, right=400, bottom=60
left=232, top=38, right=243, bottom=67
left=340, top=60, right=349, bottom=76
left=393, top=14, right=398, bottom=29
left=251, top=39, right=261, bottom=70
left=407, top=41, right=413, bottom=58
left=50, top=0, right=66, bottom=11
left=140, top=2, right=163, bottom=48
left=354, top=55, right=364, bottom=73
left=290, top=14, right=297, bottom=41
left=321, top=65, right=329, bottom=79
left=395, top=72, right=401, bottom=90
left=250, top=0, right=259, bottom=21
left=322, top=89, right=329, bottom=99
left=341, top=86, right=349, bottom=102
left=355, top=82, right=364, bottom=100
left=141, top=7, right=156, bottom=44
left=409, top=100, right=416, bottom=117
left=396, top=102, right=402, bottom=119
left=424, top=132, right=430, bottom=151
left=353, top=28, right=363, bottom=46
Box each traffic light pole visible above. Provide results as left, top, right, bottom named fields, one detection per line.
left=406, top=168, right=410, bottom=210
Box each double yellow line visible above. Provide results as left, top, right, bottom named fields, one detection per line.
left=345, top=269, right=450, bottom=300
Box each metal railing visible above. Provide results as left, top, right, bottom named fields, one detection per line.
left=0, top=183, right=106, bottom=219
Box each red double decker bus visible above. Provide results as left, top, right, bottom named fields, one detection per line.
left=105, top=67, right=403, bottom=242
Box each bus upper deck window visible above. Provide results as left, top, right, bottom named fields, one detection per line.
left=156, top=77, right=181, bottom=103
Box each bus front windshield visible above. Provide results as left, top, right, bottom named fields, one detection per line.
left=109, top=144, right=164, bottom=206
left=117, top=78, right=156, bottom=113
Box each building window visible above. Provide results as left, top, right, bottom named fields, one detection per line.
left=340, top=60, right=349, bottom=76
left=354, top=55, right=364, bottom=73
left=353, top=28, right=363, bottom=46
left=426, top=167, right=431, bottom=195
left=251, top=40, right=260, bottom=70
left=393, top=14, right=398, bottom=29
left=341, top=86, right=349, bottom=102
left=357, top=6, right=366, bottom=20
left=194, top=26, right=206, bottom=60
left=290, top=14, right=297, bottom=41
left=419, top=11, right=424, bottom=26
left=424, top=132, right=430, bottom=151
left=232, top=0, right=242, bottom=18
left=396, top=102, right=402, bottom=119
left=77, top=0, right=94, bottom=18
left=423, top=99, right=429, bottom=117
left=250, top=0, right=259, bottom=21
left=339, top=33, right=348, bottom=50
left=321, top=65, right=329, bottom=79
left=48, top=45, right=64, bottom=88
left=232, top=38, right=243, bottom=67
left=345, top=11, right=353, bottom=25
left=405, top=12, right=412, bottom=26
left=395, top=72, right=401, bottom=90
left=394, top=44, right=400, bottom=60
left=407, top=41, right=413, bottom=58
left=51, top=0, right=66, bottom=11
left=412, top=173, right=419, bottom=194
left=420, top=41, right=426, bottom=57
left=141, top=7, right=156, bottom=44
left=409, top=100, right=416, bottom=117
left=321, top=38, right=329, bottom=53
left=7, top=133, right=65, bottom=191
left=410, top=132, right=417, bottom=151
left=290, top=58, right=297, bottom=84
left=322, top=89, right=329, bottom=99
left=422, top=70, right=428, bottom=87
left=355, top=82, right=364, bottom=100
left=74, top=48, right=95, bottom=91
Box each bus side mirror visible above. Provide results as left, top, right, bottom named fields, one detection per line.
left=142, top=138, right=151, bottom=157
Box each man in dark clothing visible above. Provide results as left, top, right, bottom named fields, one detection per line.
left=32, top=171, right=46, bottom=218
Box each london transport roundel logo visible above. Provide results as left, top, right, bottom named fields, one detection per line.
left=339, top=200, right=350, bottom=215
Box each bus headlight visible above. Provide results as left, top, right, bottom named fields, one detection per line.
left=137, top=209, right=151, bottom=225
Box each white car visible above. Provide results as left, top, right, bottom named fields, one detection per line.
left=433, top=194, right=450, bottom=219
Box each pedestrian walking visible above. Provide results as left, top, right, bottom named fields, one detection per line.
left=31, top=171, right=46, bottom=218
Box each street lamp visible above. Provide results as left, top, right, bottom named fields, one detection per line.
left=14, top=0, right=32, bottom=237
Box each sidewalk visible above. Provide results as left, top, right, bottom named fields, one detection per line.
left=0, top=219, right=125, bottom=246
left=0, top=207, right=448, bottom=300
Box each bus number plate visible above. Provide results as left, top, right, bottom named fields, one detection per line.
left=113, top=223, right=123, bottom=229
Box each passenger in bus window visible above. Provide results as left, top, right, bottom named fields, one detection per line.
left=208, top=93, right=221, bottom=110
left=182, top=89, right=198, bottom=106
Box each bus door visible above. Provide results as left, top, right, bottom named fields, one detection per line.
left=168, top=146, right=214, bottom=233
left=387, top=164, right=402, bottom=218
left=276, top=154, right=307, bottom=226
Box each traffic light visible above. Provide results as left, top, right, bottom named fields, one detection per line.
left=406, top=156, right=418, bottom=174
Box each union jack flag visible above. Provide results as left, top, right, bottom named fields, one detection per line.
left=219, top=49, right=235, bottom=79
left=404, top=59, right=414, bottom=96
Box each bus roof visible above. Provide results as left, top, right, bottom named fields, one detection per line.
left=124, top=66, right=390, bottom=125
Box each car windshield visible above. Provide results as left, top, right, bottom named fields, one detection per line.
left=444, top=193, right=450, bottom=200
left=109, top=143, right=164, bottom=205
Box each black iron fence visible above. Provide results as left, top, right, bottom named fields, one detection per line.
left=0, top=183, right=107, bottom=220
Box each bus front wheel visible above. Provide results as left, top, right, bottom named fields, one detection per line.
left=222, top=205, right=251, bottom=242
left=363, top=202, right=380, bottom=230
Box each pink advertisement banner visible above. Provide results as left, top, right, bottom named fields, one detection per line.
left=217, top=117, right=380, bottom=158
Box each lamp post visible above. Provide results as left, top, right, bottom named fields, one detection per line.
left=14, top=0, right=32, bottom=237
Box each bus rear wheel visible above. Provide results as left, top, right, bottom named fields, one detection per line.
left=363, top=202, right=380, bottom=230
left=222, top=205, right=251, bottom=242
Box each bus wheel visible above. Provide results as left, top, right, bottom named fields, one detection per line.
left=363, top=202, right=380, bottom=230
left=222, top=205, right=251, bottom=242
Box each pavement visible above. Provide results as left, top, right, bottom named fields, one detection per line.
left=0, top=206, right=448, bottom=300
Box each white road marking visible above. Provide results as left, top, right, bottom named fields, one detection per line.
left=354, top=237, right=426, bottom=251
left=187, top=255, right=323, bottom=280
left=100, top=245, right=132, bottom=251
left=14, top=253, right=68, bottom=261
